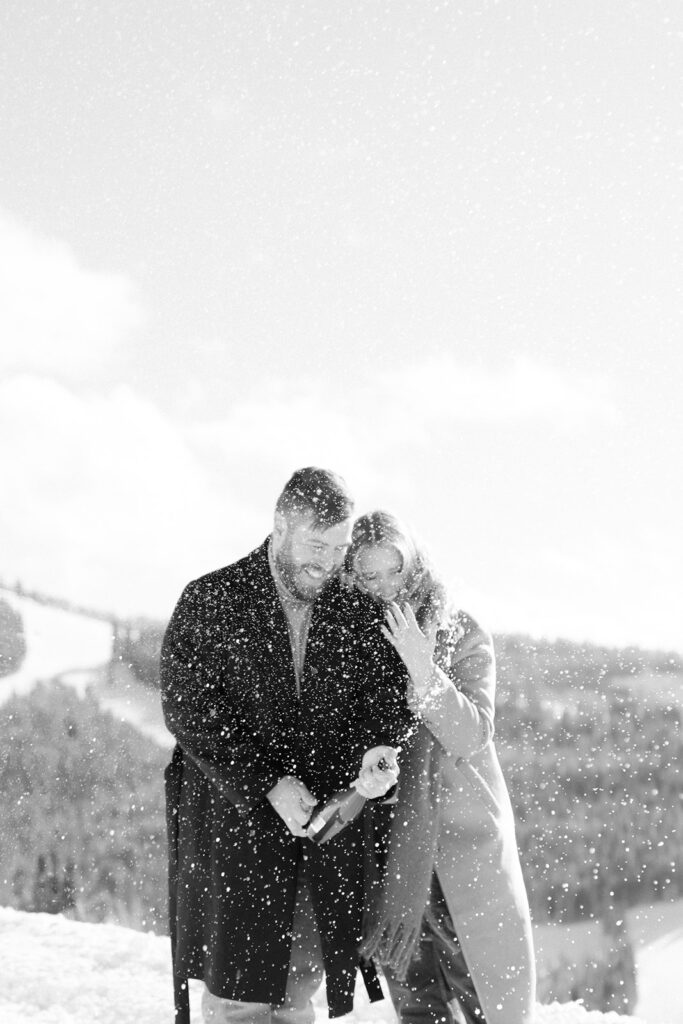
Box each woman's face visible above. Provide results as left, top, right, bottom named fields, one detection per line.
left=352, top=542, right=408, bottom=604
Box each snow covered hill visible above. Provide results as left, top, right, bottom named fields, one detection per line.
left=0, top=591, right=174, bottom=746
left=0, top=908, right=648, bottom=1024
left=0, top=592, right=113, bottom=702
left=1, top=592, right=681, bottom=1023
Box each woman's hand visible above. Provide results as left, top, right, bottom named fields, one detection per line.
left=381, top=602, right=437, bottom=693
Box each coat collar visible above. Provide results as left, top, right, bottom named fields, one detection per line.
left=243, top=537, right=385, bottom=644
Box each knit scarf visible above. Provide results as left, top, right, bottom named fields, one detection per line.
left=360, top=720, right=443, bottom=981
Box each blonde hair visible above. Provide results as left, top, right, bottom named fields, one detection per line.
left=346, top=510, right=448, bottom=629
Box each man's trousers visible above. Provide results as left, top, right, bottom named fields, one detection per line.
left=202, top=860, right=323, bottom=1024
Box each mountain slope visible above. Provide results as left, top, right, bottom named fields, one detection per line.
left=0, top=592, right=173, bottom=746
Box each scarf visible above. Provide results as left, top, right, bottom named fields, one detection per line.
left=360, top=719, right=444, bottom=981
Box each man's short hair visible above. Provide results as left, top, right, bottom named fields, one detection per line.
left=275, top=467, right=354, bottom=529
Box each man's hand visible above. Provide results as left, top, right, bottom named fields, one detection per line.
left=351, top=745, right=400, bottom=799
left=267, top=776, right=318, bottom=837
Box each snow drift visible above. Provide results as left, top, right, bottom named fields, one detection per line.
left=0, top=907, right=649, bottom=1024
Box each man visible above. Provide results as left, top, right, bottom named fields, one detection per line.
left=161, top=467, right=412, bottom=1024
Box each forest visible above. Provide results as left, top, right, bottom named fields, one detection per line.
left=0, top=604, right=681, bottom=1013
left=0, top=682, right=168, bottom=933
left=494, top=635, right=683, bottom=922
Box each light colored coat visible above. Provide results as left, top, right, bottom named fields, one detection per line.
left=419, top=612, right=536, bottom=1024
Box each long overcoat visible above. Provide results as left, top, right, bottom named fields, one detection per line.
left=419, top=612, right=537, bottom=1024
left=160, top=539, right=412, bottom=1023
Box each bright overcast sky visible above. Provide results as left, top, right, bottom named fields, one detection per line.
left=1, top=1, right=681, bottom=652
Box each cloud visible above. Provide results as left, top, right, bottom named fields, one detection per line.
left=179, top=354, right=622, bottom=530
left=186, top=353, right=616, bottom=474
left=188, top=381, right=372, bottom=482
left=0, top=370, right=414, bottom=620
left=0, top=370, right=386, bottom=620
left=373, top=355, right=619, bottom=430
left=479, top=534, right=683, bottom=652
left=0, top=213, right=142, bottom=380
left=0, top=376, right=250, bottom=619
left=1, top=358, right=671, bottom=650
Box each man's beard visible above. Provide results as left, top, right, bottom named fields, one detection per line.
left=275, top=547, right=333, bottom=602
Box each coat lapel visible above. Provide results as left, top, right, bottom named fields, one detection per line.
left=245, top=540, right=298, bottom=695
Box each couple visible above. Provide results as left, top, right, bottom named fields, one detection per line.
left=161, top=467, right=535, bottom=1024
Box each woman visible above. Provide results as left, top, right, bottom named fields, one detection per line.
left=347, top=511, right=536, bottom=1024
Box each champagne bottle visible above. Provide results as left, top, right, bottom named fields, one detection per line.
left=305, top=788, right=366, bottom=845
left=305, top=747, right=400, bottom=845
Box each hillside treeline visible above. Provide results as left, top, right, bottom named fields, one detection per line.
left=94, top=623, right=683, bottom=928
left=116, top=621, right=683, bottom=923
left=0, top=682, right=168, bottom=933
left=2, top=632, right=681, bottom=933
left=1, top=630, right=681, bottom=1013
left=0, top=597, right=26, bottom=678
left=493, top=636, right=683, bottom=923
left=112, top=619, right=165, bottom=686
left=115, top=620, right=683, bottom=694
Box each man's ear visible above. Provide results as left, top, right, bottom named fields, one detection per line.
left=273, top=511, right=288, bottom=546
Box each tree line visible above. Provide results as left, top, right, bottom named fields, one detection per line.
left=1, top=613, right=681, bottom=1014
left=0, top=682, right=168, bottom=933
left=494, top=636, right=682, bottom=923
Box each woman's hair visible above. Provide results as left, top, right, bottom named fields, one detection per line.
left=345, top=510, right=449, bottom=629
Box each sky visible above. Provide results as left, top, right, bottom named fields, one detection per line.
left=1, top=1, right=681, bottom=652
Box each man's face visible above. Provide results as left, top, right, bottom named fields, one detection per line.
left=273, top=514, right=353, bottom=601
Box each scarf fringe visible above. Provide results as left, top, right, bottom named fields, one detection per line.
left=360, top=720, right=444, bottom=984
left=360, top=919, right=422, bottom=983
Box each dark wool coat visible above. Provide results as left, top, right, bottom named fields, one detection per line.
left=161, top=540, right=413, bottom=1023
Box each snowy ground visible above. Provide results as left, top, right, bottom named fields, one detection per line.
left=0, top=908, right=649, bottom=1024
left=1, top=594, right=681, bottom=1023
left=631, top=902, right=683, bottom=1024
left=533, top=901, right=682, bottom=1024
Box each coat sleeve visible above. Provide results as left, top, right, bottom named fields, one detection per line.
left=411, top=612, right=495, bottom=761
left=160, top=580, right=282, bottom=816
